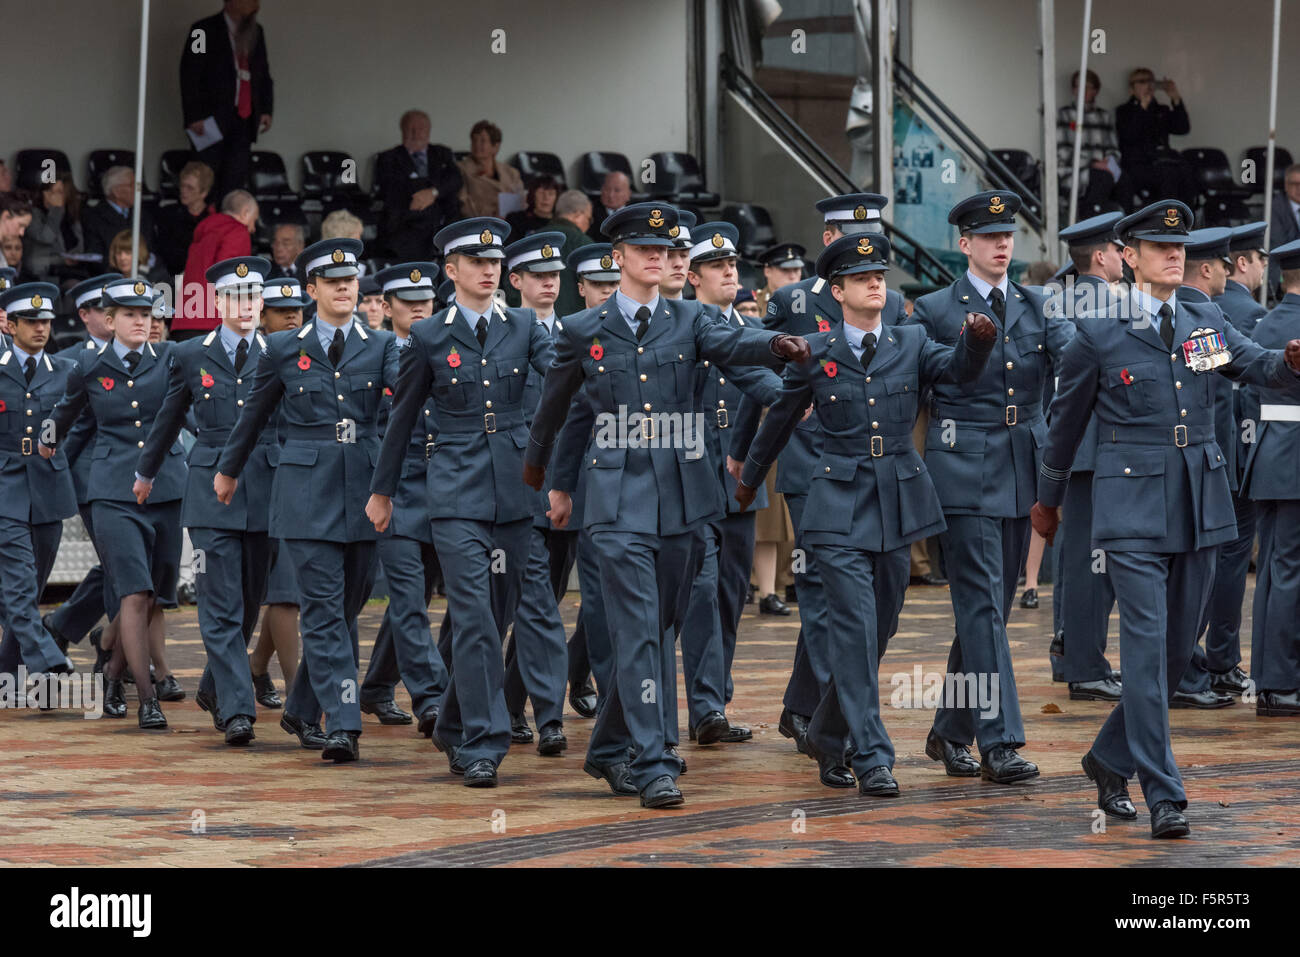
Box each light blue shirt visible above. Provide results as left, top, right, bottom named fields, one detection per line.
left=315, top=317, right=352, bottom=357
left=9, top=343, right=43, bottom=369
left=112, top=339, right=143, bottom=364
left=615, top=289, right=659, bottom=337
left=843, top=321, right=881, bottom=362
left=395, top=334, right=410, bottom=350
left=458, top=303, right=492, bottom=341
left=966, top=269, right=1009, bottom=309
left=1131, top=287, right=1177, bottom=329
left=218, top=325, right=257, bottom=367
left=535, top=311, right=557, bottom=336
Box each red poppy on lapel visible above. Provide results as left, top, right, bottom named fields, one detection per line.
left=589, top=338, right=604, bottom=361
left=98, top=377, right=115, bottom=391
left=821, top=359, right=838, bottom=378
left=200, top=368, right=215, bottom=388
left=447, top=346, right=462, bottom=368
left=297, top=352, right=311, bottom=371
left=816, top=317, right=830, bottom=333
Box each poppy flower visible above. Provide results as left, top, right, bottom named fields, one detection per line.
left=0, top=400, right=6, bottom=412
left=816, top=318, right=830, bottom=333
left=448, top=347, right=461, bottom=368
left=1121, top=368, right=1133, bottom=385
left=589, top=338, right=604, bottom=361
left=297, top=354, right=311, bottom=371
left=823, top=360, right=838, bottom=378
left=99, top=377, right=115, bottom=391
left=200, top=372, right=215, bottom=388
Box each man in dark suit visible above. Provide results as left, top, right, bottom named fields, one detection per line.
left=1268, top=165, right=1300, bottom=294
left=179, top=0, right=274, bottom=200
left=374, top=110, right=463, bottom=262
left=81, top=167, right=155, bottom=261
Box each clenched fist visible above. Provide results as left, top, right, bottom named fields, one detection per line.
left=734, top=482, right=757, bottom=512
left=770, top=334, right=812, bottom=364
left=366, top=493, right=393, bottom=534
left=1030, top=501, right=1060, bottom=545
left=965, top=312, right=996, bottom=344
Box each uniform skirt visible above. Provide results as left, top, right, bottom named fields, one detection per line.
left=263, top=537, right=300, bottom=605
left=90, top=499, right=182, bottom=617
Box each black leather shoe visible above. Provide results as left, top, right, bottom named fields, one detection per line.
left=224, top=714, right=256, bottom=746
left=252, top=672, right=282, bottom=708
left=1019, top=587, right=1039, bottom=609
left=280, top=713, right=327, bottom=750
left=858, top=765, right=900, bottom=796
left=719, top=723, right=752, bottom=743
left=817, top=754, right=856, bottom=788
left=1171, top=688, right=1234, bottom=709
left=980, top=746, right=1039, bottom=784
left=537, top=722, right=567, bottom=756
left=510, top=712, right=534, bottom=743
left=639, top=774, right=684, bottom=808
left=361, top=699, right=412, bottom=725
left=417, top=707, right=439, bottom=738
left=569, top=681, right=598, bottom=718
left=463, top=759, right=498, bottom=787
left=1081, top=751, right=1137, bottom=819
left=1070, top=676, right=1123, bottom=702
left=42, top=614, right=70, bottom=654
left=1209, top=665, right=1251, bottom=696
left=759, top=593, right=791, bottom=616
left=1256, top=689, right=1300, bottom=716
left=665, top=746, right=687, bottom=774
left=153, top=674, right=185, bottom=701
left=322, top=730, right=360, bottom=763
left=911, top=572, right=947, bottom=586
left=1150, top=799, right=1190, bottom=839
left=925, top=729, right=980, bottom=777
left=195, top=688, right=227, bottom=731
left=137, top=697, right=167, bottom=730
left=103, top=678, right=127, bottom=718
left=432, top=735, right=464, bottom=775
left=584, top=758, right=638, bottom=796
left=778, top=708, right=811, bottom=756
left=1049, top=630, right=1066, bottom=683
left=692, top=711, right=729, bottom=745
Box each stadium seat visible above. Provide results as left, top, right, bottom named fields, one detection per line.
left=1242, top=146, right=1294, bottom=194
left=1199, top=196, right=1253, bottom=228
left=736, top=258, right=764, bottom=294
left=14, top=149, right=72, bottom=193
left=300, top=150, right=363, bottom=205
left=513, top=151, right=566, bottom=189
left=87, top=149, right=151, bottom=199
left=721, top=203, right=777, bottom=258
left=991, top=148, right=1042, bottom=219
left=643, top=151, right=719, bottom=207
left=580, top=151, right=634, bottom=198
left=249, top=150, right=297, bottom=203
left=1182, top=147, right=1251, bottom=209
left=157, top=149, right=196, bottom=203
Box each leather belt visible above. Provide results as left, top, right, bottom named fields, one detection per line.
left=1104, top=424, right=1214, bottom=448
left=824, top=433, right=915, bottom=458
left=285, top=421, right=375, bottom=442
left=932, top=401, right=1042, bottom=427
left=435, top=410, right=525, bottom=434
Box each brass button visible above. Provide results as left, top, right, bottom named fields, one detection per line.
left=830, top=395, right=837, bottom=402
left=483, top=380, right=490, bottom=387
left=137, top=441, right=144, bottom=448
left=337, top=394, right=344, bottom=400
left=637, top=347, right=644, bottom=354
left=131, top=400, right=138, bottom=408
left=25, top=426, right=32, bottom=434
left=1006, top=361, right=1014, bottom=370
left=127, top=380, right=134, bottom=387
left=367, top=381, right=372, bottom=388
left=451, top=378, right=458, bottom=384
left=1124, top=467, right=1131, bottom=475
left=1007, top=388, right=1014, bottom=396
left=592, top=458, right=597, bottom=464
left=335, top=371, right=341, bottom=379
left=513, top=367, right=519, bottom=373
left=871, top=421, right=879, bottom=429
left=485, top=400, right=493, bottom=408
left=427, top=433, right=434, bottom=440
left=203, top=393, right=210, bottom=399
left=643, top=403, right=651, bottom=411
left=703, top=360, right=709, bottom=367
left=134, top=420, right=141, bottom=427
left=237, top=378, right=242, bottom=385
left=598, top=366, right=605, bottom=373
left=639, top=374, right=647, bottom=382
left=718, top=399, right=726, bottom=408
left=678, top=354, right=684, bottom=360
left=298, top=386, right=304, bottom=392
left=719, top=377, right=726, bottom=385
left=25, top=409, right=32, bottom=416
left=24, top=392, right=31, bottom=399
left=481, top=359, right=487, bottom=366
left=825, top=466, right=831, bottom=472
left=868, top=398, right=876, bottom=406
left=237, top=400, right=244, bottom=407
left=424, top=410, right=430, bottom=416
left=865, top=376, right=872, bottom=383
left=1175, top=382, right=1182, bottom=389
left=1180, top=409, right=1187, bottom=418
left=1004, top=336, right=1010, bottom=342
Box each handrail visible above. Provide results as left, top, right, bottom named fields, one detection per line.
left=894, top=59, right=1045, bottom=233
left=721, top=54, right=954, bottom=287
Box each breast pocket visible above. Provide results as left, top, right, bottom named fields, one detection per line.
left=1092, top=450, right=1167, bottom=540
left=1106, top=361, right=1159, bottom=413
left=287, top=376, right=323, bottom=411
left=496, top=359, right=528, bottom=404
left=349, top=372, right=380, bottom=417
left=814, top=381, right=855, bottom=431
left=582, top=354, right=628, bottom=409
left=657, top=341, right=698, bottom=402
left=195, top=383, right=235, bottom=428
left=884, top=375, right=918, bottom=424
left=432, top=363, right=473, bottom=408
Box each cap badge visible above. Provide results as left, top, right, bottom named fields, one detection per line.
left=1164, top=208, right=1181, bottom=227
left=787, top=249, right=795, bottom=260
left=409, top=268, right=422, bottom=283
left=331, top=249, right=345, bottom=263
left=988, top=196, right=1006, bottom=214
left=281, top=284, right=293, bottom=298
left=235, top=263, right=249, bottom=278
left=853, top=205, right=867, bottom=221
left=648, top=209, right=664, bottom=228
left=857, top=238, right=874, bottom=256
left=540, top=245, right=553, bottom=259
left=711, top=233, right=725, bottom=249
left=133, top=281, right=146, bottom=296
left=599, top=255, right=613, bottom=270
left=31, top=294, right=43, bottom=308
left=668, top=226, right=679, bottom=238
left=479, top=228, right=493, bottom=245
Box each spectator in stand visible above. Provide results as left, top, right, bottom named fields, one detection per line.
left=546, top=189, right=593, bottom=317
left=266, top=222, right=304, bottom=280
left=587, top=170, right=632, bottom=240
left=1, top=235, right=29, bottom=281
left=108, top=230, right=169, bottom=285
left=82, top=167, right=155, bottom=261
left=1116, top=67, right=1195, bottom=209
left=1268, top=164, right=1300, bottom=295
left=25, top=173, right=85, bottom=282
left=180, top=0, right=274, bottom=199
left=320, top=208, right=363, bottom=241
left=1056, top=69, right=1129, bottom=216
left=374, top=109, right=462, bottom=261
left=0, top=194, right=32, bottom=242
left=456, top=119, right=525, bottom=218
left=174, top=189, right=258, bottom=339
left=507, top=175, right=561, bottom=244
left=155, top=161, right=216, bottom=277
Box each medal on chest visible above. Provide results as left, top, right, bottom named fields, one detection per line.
left=1182, top=327, right=1231, bottom=374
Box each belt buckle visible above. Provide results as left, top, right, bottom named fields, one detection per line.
left=334, top=419, right=355, bottom=442
left=484, top=412, right=497, bottom=433
left=1174, top=424, right=1188, bottom=448
left=425, top=441, right=436, bottom=460
left=870, top=435, right=883, bottom=458
left=1005, top=404, right=1018, bottom=426
left=20, top=437, right=33, bottom=456
left=716, top=408, right=729, bottom=429
left=640, top=415, right=656, bottom=442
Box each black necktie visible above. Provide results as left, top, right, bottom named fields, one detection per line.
left=1158, top=303, right=1175, bottom=350
left=328, top=328, right=345, bottom=366
left=476, top=316, right=489, bottom=347
left=23, top=356, right=35, bottom=384
left=234, top=337, right=249, bottom=373
left=989, top=288, right=1006, bottom=322
left=124, top=350, right=141, bottom=372
left=634, top=306, right=651, bottom=341
left=860, top=333, right=877, bottom=368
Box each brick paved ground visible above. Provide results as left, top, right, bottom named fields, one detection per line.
left=2, top=580, right=1296, bottom=867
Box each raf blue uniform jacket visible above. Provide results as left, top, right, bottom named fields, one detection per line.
left=728, top=277, right=904, bottom=497
left=1038, top=290, right=1300, bottom=553
left=138, top=328, right=277, bottom=532
left=49, top=341, right=187, bottom=504
left=372, top=302, right=553, bottom=525
left=1241, top=292, right=1300, bottom=502
left=907, top=275, right=1074, bottom=517
left=525, top=296, right=785, bottom=536
left=218, top=319, right=399, bottom=542
left=742, top=321, right=991, bottom=551
left=0, top=348, right=77, bottom=524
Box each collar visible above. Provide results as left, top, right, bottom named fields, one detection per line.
left=615, top=289, right=660, bottom=327
left=534, top=310, right=556, bottom=334
left=458, top=302, right=492, bottom=332
left=315, top=316, right=351, bottom=351
left=109, top=201, right=129, bottom=218
left=1132, top=286, right=1177, bottom=318
left=1224, top=279, right=1253, bottom=297
left=219, top=324, right=257, bottom=353
left=88, top=334, right=109, bottom=350
left=395, top=334, right=410, bottom=349
left=843, top=321, right=881, bottom=354
left=966, top=269, right=1009, bottom=302
left=9, top=343, right=42, bottom=366
left=112, top=339, right=143, bottom=362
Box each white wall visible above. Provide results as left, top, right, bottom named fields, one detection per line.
left=1, top=0, right=691, bottom=192
left=909, top=0, right=1298, bottom=164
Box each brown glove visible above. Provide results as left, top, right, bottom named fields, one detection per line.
left=771, top=334, right=812, bottom=363
left=522, top=462, right=546, bottom=491
left=964, top=312, right=997, bottom=344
